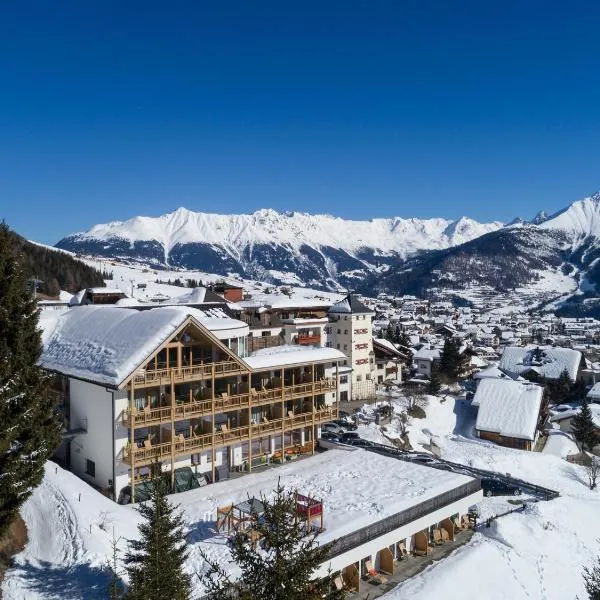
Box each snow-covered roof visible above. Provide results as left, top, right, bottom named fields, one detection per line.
left=41, top=306, right=248, bottom=387
left=413, top=347, right=441, bottom=362
left=87, top=287, right=125, bottom=294
left=550, top=404, right=600, bottom=428
left=328, top=293, right=374, bottom=315
left=238, top=296, right=333, bottom=310
left=498, top=346, right=582, bottom=381
left=474, top=379, right=543, bottom=441
left=245, top=345, right=346, bottom=370
left=373, top=338, right=404, bottom=357
left=473, top=365, right=511, bottom=380
left=588, top=382, right=600, bottom=399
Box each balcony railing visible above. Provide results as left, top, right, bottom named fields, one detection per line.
left=132, top=361, right=246, bottom=386
left=123, top=406, right=337, bottom=466
left=123, top=379, right=337, bottom=429
left=296, top=334, right=321, bottom=346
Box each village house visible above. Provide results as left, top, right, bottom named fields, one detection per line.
left=472, top=378, right=544, bottom=451
left=498, top=345, right=583, bottom=382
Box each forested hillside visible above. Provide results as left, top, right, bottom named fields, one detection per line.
left=8, top=228, right=105, bottom=297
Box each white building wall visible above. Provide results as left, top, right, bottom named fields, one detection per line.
left=314, top=490, right=482, bottom=577
left=328, top=312, right=375, bottom=400
left=69, top=378, right=115, bottom=492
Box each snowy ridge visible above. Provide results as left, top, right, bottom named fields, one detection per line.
left=540, top=193, right=600, bottom=238
left=62, top=207, right=503, bottom=259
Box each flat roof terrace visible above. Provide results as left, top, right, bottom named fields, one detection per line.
left=175, top=448, right=477, bottom=547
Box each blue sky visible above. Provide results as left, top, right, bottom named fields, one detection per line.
left=2, top=1, right=600, bottom=243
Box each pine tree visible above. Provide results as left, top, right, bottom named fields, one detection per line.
left=547, top=368, right=573, bottom=404
left=123, top=478, right=191, bottom=600
left=199, top=481, right=346, bottom=600
left=439, top=338, right=464, bottom=382
left=428, top=367, right=442, bottom=395
left=0, top=223, right=61, bottom=539
left=572, top=399, right=599, bottom=452
left=583, top=552, right=600, bottom=600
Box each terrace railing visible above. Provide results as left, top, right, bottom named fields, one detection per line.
left=327, top=479, right=482, bottom=559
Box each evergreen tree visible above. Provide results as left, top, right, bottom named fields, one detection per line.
left=572, top=399, right=599, bottom=452
left=583, top=552, right=600, bottom=600
left=397, top=331, right=412, bottom=349
left=124, top=479, right=191, bottom=600
left=428, top=367, right=442, bottom=395
left=546, top=368, right=573, bottom=404
left=0, top=223, right=61, bottom=539
left=439, top=338, right=464, bottom=382
left=385, top=322, right=394, bottom=342
left=199, top=481, right=346, bottom=600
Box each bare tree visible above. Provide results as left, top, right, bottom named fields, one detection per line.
left=587, top=457, right=600, bottom=491
left=399, top=391, right=427, bottom=413
left=397, top=412, right=409, bottom=437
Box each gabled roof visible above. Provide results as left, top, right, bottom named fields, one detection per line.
left=373, top=338, right=408, bottom=359
left=499, top=345, right=582, bottom=381
left=474, top=378, right=543, bottom=441
left=40, top=306, right=247, bottom=388
left=328, top=293, right=374, bottom=315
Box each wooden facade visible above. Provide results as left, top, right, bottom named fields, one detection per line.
left=121, top=318, right=339, bottom=501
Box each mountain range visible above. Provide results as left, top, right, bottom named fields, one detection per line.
left=55, top=208, right=503, bottom=289
left=55, top=194, right=600, bottom=316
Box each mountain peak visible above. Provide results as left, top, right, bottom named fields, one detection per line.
left=531, top=211, right=548, bottom=225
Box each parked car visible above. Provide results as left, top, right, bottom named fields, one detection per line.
left=339, top=431, right=360, bottom=443
left=332, top=418, right=357, bottom=431
left=319, top=430, right=340, bottom=441
left=548, top=403, right=578, bottom=416
left=338, top=410, right=352, bottom=420
left=407, top=454, right=438, bottom=465
left=345, top=438, right=375, bottom=448
left=322, top=422, right=344, bottom=435
left=480, top=477, right=522, bottom=497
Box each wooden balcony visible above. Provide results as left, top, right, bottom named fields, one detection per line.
left=122, top=379, right=338, bottom=429
left=132, top=361, right=246, bottom=387
left=296, top=334, right=321, bottom=346
left=123, top=406, right=337, bottom=467
left=124, top=432, right=214, bottom=466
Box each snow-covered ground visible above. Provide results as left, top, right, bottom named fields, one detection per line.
left=357, top=394, right=599, bottom=600
left=4, top=394, right=598, bottom=600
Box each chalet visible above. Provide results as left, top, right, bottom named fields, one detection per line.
left=498, top=345, right=583, bottom=381
left=372, top=338, right=408, bottom=384
left=209, top=281, right=244, bottom=303
left=76, top=287, right=127, bottom=305
left=412, top=346, right=441, bottom=379
left=473, top=379, right=544, bottom=451
left=41, top=305, right=345, bottom=503
left=550, top=406, right=600, bottom=455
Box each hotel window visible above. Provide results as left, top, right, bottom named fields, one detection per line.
left=85, top=459, right=96, bottom=478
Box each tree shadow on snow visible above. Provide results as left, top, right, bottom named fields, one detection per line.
left=452, top=399, right=478, bottom=438
left=186, top=518, right=222, bottom=545
left=10, top=561, right=114, bottom=600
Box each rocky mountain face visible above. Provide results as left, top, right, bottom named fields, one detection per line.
left=55, top=208, right=502, bottom=289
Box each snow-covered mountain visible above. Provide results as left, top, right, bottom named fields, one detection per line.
left=369, top=193, right=600, bottom=316
left=55, top=208, right=503, bottom=289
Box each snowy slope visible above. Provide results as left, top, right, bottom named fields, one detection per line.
left=4, top=397, right=599, bottom=600
left=55, top=208, right=503, bottom=289
left=540, top=192, right=600, bottom=239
